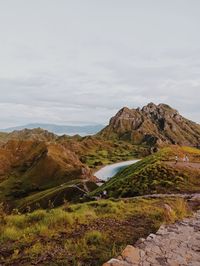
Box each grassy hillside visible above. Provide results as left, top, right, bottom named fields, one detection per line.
left=0, top=130, right=149, bottom=210
left=93, top=146, right=200, bottom=198
left=59, top=135, right=149, bottom=168
left=0, top=197, right=190, bottom=266
left=0, top=139, right=97, bottom=210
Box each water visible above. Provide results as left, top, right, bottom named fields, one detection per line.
left=94, top=159, right=140, bottom=181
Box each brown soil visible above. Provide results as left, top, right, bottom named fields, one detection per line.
left=0, top=215, right=156, bottom=266
left=166, top=161, right=200, bottom=169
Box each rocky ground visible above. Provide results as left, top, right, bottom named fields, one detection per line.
left=103, top=209, right=200, bottom=266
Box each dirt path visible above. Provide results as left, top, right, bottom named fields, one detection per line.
left=166, top=161, right=200, bottom=169
left=104, top=210, right=200, bottom=266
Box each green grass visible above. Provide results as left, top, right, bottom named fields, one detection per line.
left=0, top=137, right=147, bottom=211
left=92, top=146, right=200, bottom=198
left=0, top=197, right=190, bottom=266
left=80, top=142, right=148, bottom=169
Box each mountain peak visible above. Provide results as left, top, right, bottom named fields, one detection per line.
left=99, top=103, right=200, bottom=146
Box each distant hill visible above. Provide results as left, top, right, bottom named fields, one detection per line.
left=99, top=103, right=200, bottom=146
left=1, top=123, right=104, bottom=136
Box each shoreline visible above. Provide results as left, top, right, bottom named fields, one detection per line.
left=94, top=158, right=140, bottom=181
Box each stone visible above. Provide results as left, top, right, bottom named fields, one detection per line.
left=117, top=256, right=123, bottom=261
left=166, top=259, right=179, bottom=266
left=121, top=245, right=140, bottom=264
left=139, top=249, right=145, bottom=258
left=102, top=208, right=200, bottom=266
left=149, top=245, right=162, bottom=255
left=102, top=258, right=130, bottom=266
left=146, top=233, right=156, bottom=241
left=136, top=238, right=146, bottom=245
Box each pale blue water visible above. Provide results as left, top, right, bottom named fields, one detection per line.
left=94, top=159, right=140, bottom=181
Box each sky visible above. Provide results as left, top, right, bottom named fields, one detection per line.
left=0, top=0, right=200, bottom=128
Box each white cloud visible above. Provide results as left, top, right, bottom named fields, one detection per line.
left=0, top=0, right=199, bottom=128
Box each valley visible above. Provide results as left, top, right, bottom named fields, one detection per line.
left=0, top=103, right=200, bottom=265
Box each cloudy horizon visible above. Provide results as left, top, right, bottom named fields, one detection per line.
left=0, top=0, right=200, bottom=128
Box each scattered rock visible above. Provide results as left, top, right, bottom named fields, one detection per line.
left=102, top=258, right=130, bottom=266
left=121, top=245, right=140, bottom=264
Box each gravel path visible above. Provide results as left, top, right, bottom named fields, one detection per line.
left=103, top=210, right=200, bottom=266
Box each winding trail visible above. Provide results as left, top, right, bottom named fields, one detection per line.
left=104, top=211, right=200, bottom=266
left=100, top=159, right=200, bottom=265
left=166, top=161, right=200, bottom=170
left=103, top=194, right=200, bottom=266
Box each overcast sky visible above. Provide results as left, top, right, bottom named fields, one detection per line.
left=0, top=0, right=200, bottom=128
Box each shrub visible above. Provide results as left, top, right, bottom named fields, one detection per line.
left=6, top=214, right=26, bottom=229
left=85, top=230, right=103, bottom=245
left=42, top=209, right=73, bottom=228
left=27, top=209, right=46, bottom=223
left=1, top=226, right=21, bottom=240
left=33, top=224, right=50, bottom=237
left=95, top=201, right=118, bottom=215
left=25, top=242, right=44, bottom=256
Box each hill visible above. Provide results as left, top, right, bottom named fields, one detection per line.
left=1, top=103, right=199, bottom=211
left=0, top=138, right=97, bottom=210
left=0, top=128, right=144, bottom=210
left=1, top=123, right=104, bottom=136
left=99, top=103, right=200, bottom=146
left=0, top=128, right=57, bottom=143
left=93, top=146, right=200, bottom=198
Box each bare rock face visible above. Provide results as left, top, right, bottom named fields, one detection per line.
left=99, top=103, right=200, bottom=146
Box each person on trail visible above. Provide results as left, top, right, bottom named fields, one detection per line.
left=185, top=154, right=189, bottom=163
left=175, top=155, right=178, bottom=165
left=103, top=190, right=107, bottom=198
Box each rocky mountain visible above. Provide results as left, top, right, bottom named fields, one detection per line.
left=99, top=103, right=200, bottom=146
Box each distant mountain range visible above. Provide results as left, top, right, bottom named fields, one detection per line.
left=1, top=123, right=104, bottom=136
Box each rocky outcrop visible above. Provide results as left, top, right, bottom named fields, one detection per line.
left=99, top=103, right=200, bottom=146
left=103, top=209, right=200, bottom=266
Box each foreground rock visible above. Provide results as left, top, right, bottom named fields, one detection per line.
left=103, top=210, right=200, bottom=266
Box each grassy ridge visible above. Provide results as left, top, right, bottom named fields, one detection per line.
left=0, top=197, right=190, bottom=266
left=0, top=135, right=149, bottom=210
left=15, top=180, right=97, bottom=212
left=93, top=146, right=200, bottom=198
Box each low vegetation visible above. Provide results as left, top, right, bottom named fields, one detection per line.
left=79, top=141, right=149, bottom=168
left=0, top=197, right=190, bottom=266
left=0, top=133, right=149, bottom=210
left=93, top=146, right=200, bottom=198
